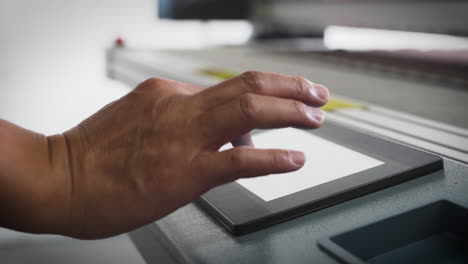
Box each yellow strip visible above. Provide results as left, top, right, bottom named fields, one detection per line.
left=199, top=68, right=366, bottom=111
left=199, top=68, right=238, bottom=81
left=321, top=98, right=365, bottom=111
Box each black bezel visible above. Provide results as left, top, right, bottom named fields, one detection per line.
left=198, top=121, right=443, bottom=236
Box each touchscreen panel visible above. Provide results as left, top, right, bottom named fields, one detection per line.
left=222, top=128, right=384, bottom=201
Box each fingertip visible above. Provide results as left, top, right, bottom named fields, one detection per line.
left=306, top=80, right=329, bottom=106
left=288, top=150, right=306, bottom=168
left=305, top=107, right=325, bottom=126
left=316, top=108, right=325, bottom=126
left=314, top=84, right=329, bottom=102
left=231, top=134, right=255, bottom=148
left=320, top=109, right=326, bottom=124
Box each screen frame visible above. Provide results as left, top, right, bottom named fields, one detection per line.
left=198, top=121, right=443, bottom=235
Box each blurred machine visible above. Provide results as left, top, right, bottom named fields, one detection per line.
left=158, top=0, right=249, bottom=20
left=251, top=0, right=468, bottom=38
left=108, top=1, right=468, bottom=263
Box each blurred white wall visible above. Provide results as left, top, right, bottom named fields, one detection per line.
left=0, top=0, right=251, bottom=135
left=1, top=0, right=156, bottom=134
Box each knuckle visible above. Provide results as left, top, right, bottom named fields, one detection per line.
left=271, top=150, right=286, bottom=170
left=142, top=77, right=166, bottom=87
left=134, top=78, right=168, bottom=94
left=230, top=148, right=249, bottom=173
left=241, top=71, right=265, bottom=93
left=294, top=76, right=310, bottom=97
left=238, top=94, right=258, bottom=122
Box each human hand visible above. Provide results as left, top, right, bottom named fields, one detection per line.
left=53, top=71, right=329, bottom=238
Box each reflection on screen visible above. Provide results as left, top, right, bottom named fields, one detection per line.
left=222, top=128, right=384, bottom=202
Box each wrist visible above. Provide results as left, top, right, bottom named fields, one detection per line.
left=43, top=134, right=74, bottom=235
left=0, top=120, right=73, bottom=235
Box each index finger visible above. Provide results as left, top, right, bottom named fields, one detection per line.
left=195, top=71, right=329, bottom=110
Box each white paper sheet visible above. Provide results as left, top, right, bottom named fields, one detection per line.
left=222, top=128, right=384, bottom=202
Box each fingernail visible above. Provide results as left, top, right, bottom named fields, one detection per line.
left=231, top=136, right=254, bottom=148
left=315, top=84, right=329, bottom=102
left=306, top=108, right=324, bottom=123
left=289, top=151, right=305, bottom=167
left=307, top=80, right=329, bottom=102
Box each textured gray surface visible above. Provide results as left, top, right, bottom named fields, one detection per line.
left=131, top=158, right=468, bottom=264
left=165, top=47, right=468, bottom=129
left=0, top=230, right=145, bottom=264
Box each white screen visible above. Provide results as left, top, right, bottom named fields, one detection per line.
left=222, top=128, right=384, bottom=202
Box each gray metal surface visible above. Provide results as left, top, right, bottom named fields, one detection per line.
left=0, top=232, right=145, bottom=264
left=162, top=46, right=468, bottom=129
left=130, top=159, right=467, bottom=264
